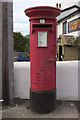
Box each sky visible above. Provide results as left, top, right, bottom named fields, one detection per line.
left=13, top=0, right=80, bottom=36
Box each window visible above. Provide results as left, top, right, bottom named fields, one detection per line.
left=63, top=21, right=67, bottom=34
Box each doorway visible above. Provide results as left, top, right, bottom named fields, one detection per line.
left=59, top=45, right=62, bottom=61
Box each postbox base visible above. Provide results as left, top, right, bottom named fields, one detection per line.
left=30, top=89, right=56, bottom=114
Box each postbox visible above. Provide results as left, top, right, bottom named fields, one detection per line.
left=25, top=6, right=60, bottom=113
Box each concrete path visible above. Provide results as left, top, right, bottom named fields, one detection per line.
left=2, top=100, right=79, bottom=118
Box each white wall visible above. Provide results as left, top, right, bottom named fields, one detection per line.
left=14, top=61, right=78, bottom=101
left=14, top=62, right=30, bottom=99
left=56, top=61, right=78, bottom=100
left=57, top=23, right=63, bottom=38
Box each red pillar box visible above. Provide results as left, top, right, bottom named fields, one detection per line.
left=25, top=6, right=60, bottom=113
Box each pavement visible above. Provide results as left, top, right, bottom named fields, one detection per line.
left=1, top=99, right=79, bottom=119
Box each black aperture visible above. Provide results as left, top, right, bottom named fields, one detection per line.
left=33, top=24, right=52, bottom=28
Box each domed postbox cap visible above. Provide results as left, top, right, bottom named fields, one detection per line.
left=25, top=6, right=61, bottom=20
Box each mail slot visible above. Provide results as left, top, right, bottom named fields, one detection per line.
left=25, top=6, right=61, bottom=113
left=33, top=24, right=52, bottom=28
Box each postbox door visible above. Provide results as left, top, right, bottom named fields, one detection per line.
left=31, top=25, right=56, bottom=91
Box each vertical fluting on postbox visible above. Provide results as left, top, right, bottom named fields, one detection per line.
left=25, top=6, right=60, bottom=113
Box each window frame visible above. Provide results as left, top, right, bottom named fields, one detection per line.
left=63, top=21, right=67, bottom=34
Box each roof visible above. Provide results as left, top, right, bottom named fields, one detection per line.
left=58, top=35, right=75, bottom=46
left=57, top=5, right=80, bottom=23
left=64, top=35, right=75, bottom=45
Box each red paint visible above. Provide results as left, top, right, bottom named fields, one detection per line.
left=25, top=6, right=61, bottom=90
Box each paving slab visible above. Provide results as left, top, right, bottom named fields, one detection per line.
left=2, top=100, right=79, bottom=118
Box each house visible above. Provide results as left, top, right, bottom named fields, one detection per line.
left=57, top=5, right=80, bottom=38
left=56, top=5, right=80, bottom=61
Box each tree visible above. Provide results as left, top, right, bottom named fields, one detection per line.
left=14, top=32, right=30, bottom=54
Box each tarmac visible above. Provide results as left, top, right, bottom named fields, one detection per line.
left=1, top=99, right=79, bottom=119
